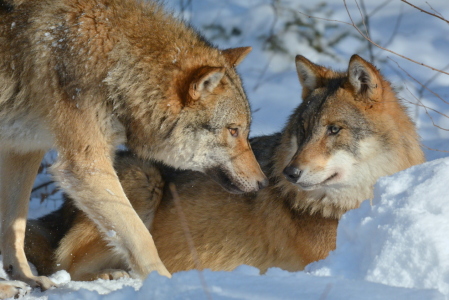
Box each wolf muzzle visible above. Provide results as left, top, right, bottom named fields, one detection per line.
left=283, top=165, right=302, bottom=183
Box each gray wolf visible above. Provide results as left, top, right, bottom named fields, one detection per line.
left=24, top=54, right=424, bottom=280
left=0, top=0, right=266, bottom=296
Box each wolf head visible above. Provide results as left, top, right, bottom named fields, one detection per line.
left=274, top=55, right=424, bottom=218
left=114, top=47, right=267, bottom=194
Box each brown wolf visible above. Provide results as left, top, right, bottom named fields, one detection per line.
left=0, top=0, right=267, bottom=296
left=24, top=55, right=424, bottom=281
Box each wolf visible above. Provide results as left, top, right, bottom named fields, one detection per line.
left=0, top=0, right=267, bottom=296
left=24, top=54, right=424, bottom=280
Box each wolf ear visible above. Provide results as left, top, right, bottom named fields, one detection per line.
left=189, top=66, right=225, bottom=101
left=348, top=55, right=383, bottom=102
left=295, top=55, right=326, bottom=99
left=222, top=47, right=252, bottom=67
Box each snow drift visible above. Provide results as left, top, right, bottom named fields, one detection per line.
left=309, top=157, right=449, bottom=296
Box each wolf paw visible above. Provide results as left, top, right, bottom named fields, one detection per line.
left=96, top=269, right=130, bottom=280
left=19, top=275, right=56, bottom=291
left=0, top=280, right=31, bottom=299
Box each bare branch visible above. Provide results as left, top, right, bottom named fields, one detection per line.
left=253, top=0, right=279, bottom=91
left=383, top=5, right=404, bottom=48
left=401, top=0, right=449, bottom=25
left=417, top=63, right=449, bottom=99
left=299, top=1, right=449, bottom=76
left=388, top=57, right=449, bottom=106
left=421, top=144, right=449, bottom=153
left=318, top=283, right=334, bottom=300
left=366, top=0, right=393, bottom=18
left=253, top=52, right=275, bottom=91
left=297, top=13, right=355, bottom=32
left=401, top=84, right=449, bottom=132
left=355, top=0, right=369, bottom=38
left=32, top=181, right=54, bottom=193
left=426, top=1, right=444, bottom=19
left=356, top=0, right=374, bottom=61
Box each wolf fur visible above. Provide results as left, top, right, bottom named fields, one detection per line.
left=0, top=0, right=267, bottom=294
left=24, top=55, right=424, bottom=280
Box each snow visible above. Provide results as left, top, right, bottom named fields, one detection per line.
left=308, top=158, right=449, bottom=295
left=13, top=266, right=446, bottom=300
left=11, top=0, right=449, bottom=299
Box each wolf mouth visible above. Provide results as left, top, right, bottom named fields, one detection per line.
left=298, top=172, right=338, bottom=190
left=205, top=166, right=245, bottom=194
left=323, top=172, right=338, bottom=184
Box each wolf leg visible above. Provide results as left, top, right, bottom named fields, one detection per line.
left=55, top=155, right=167, bottom=281
left=49, top=104, right=170, bottom=279
left=53, top=155, right=170, bottom=278
left=0, top=150, right=56, bottom=290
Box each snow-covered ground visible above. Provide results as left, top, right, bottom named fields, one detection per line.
left=309, top=158, right=449, bottom=297
left=15, top=0, right=449, bottom=299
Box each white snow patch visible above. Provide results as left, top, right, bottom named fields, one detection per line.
left=308, top=158, right=449, bottom=295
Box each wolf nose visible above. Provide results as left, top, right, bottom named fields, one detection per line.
left=283, top=166, right=302, bottom=183
left=258, top=178, right=269, bottom=190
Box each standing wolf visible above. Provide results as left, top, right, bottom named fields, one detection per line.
left=24, top=55, right=424, bottom=280
left=0, top=0, right=267, bottom=296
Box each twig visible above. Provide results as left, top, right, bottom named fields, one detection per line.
left=318, top=283, right=333, bottom=300
left=169, top=183, right=213, bottom=300
left=421, top=144, right=449, bottom=153
left=253, top=52, right=275, bottom=91
left=365, top=0, right=392, bottom=18
left=399, top=84, right=449, bottom=154
left=253, top=0, right=279, bottom=91
left=426, top=1, right=444, bottom=19
left=32, top=180, right=54, bottom=193
left=355, top=0, right=369, bottom=38
left=401, top=84, right=449, bottom=132
left=383, top=4, right=404, bottom=49
left=356, top=0, right=374, bottom=62
left=179, top=0, right=192, bottom=22
left=343, top=0, right=449, bottom=76
left=401, top=0, right=449, bottom=25
left=388, top=57, right=449, bottom=106
left=299, top=2, right=449, bottom=76
left=416, top=63, right=449, bottom=99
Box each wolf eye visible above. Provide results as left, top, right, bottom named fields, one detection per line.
left=229, top=128, right=239, bottom=137
left=327, top=125, right=341, bottom=135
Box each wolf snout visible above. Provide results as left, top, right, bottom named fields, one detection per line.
left=237, top=172, right=268, bottom=193
left=283, top=165, right=302, bottom=183
left=258, top=177, right=269, bottom=190
left=237, top=176, right=268, bottom=193
left=244, top=174, right=269, bottom=193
